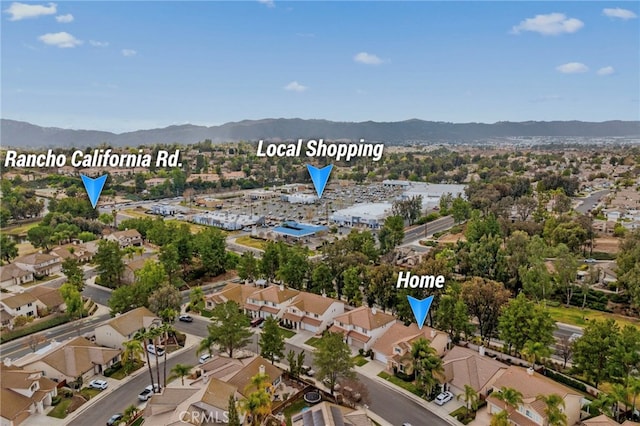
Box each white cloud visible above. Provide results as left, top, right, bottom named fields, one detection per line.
left=258, top=0, right=274, bottom=7
left=284, top=81, right=307, bottom=92
left=556, top=62, right=589, bottom=74
left=38, top=32, right=82, bottom=48
left=55, top=13, right=73, bottom=23
left=511, top=13, right=584, bottom=35
left=597, top=66, right=615, bottom=76
left=121, top=49, right=137, bottom=57
left=4, top=2, right=56, bottom=21
left=354, top=52, right=383, bottom=65
left=89, top=40, right=109, bottom=47
left=603, top=8, right=637, bottom=20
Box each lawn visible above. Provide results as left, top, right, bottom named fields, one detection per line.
left=48, top=398, right=72, bottom=419
left=79, top=387, right=102, bottom=400
left=235, top=235, right=267, bottom=251
left=4, top=220, right=41, bottom=235
left=546, top=305, right=640, bottom=329
left=279, top=327, right=296, bottom=339
left=304, top=337, right=322, bottom=348
left=106, top=360, right=144, bottom=380
left=353, top=355, right=369, bottom=367
left=378, top=371, right=421, bottom=397
left=283, top=399, right=309, bottom=426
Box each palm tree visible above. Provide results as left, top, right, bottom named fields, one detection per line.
left=169, top=363, right=193, bottom=386
left=146, top=325, right=163, bottom=391
left=494, top=386, right=524, bottom=422
left=537, top=393, right=567, bottom=426
left=610, top=384, right=630, bottom=422
left=411, top=338, right=444, bottom=397
left=133, top=330, right=155, bottom=390
left=457, top=384, right=479, bottom=412
left=121, top=404, right=139, bottom=424
left=160, top=322, right=176, bottom=387
left=591, top=391, right=616, bottom=418
left=490, top=410, right=509, bottom=426
left=121, top=339, right=144, bottom=375
left=240, top=373, right=272, bottom=426
left=522, top=340, right=551, bottom=370
left=197, top=335, right=215, bottom=359
left=628, top=376, right=640, bottom=419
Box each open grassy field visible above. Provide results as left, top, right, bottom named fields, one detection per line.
left=235, top=235, right=268, bottom=250
left=546, top=305, right=640, bottom=329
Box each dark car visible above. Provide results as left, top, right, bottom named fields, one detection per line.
left=107, top=413, right=123, bottom=425
left=250, top=317, right=265, bottom=327
left=179, top=314, right=193, bottom=322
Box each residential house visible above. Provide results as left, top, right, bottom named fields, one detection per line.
left=291, top=401, right=372, bottom=426
left=372, top=322, right=449, bottom=372
left=95, top=307, right=160, bottom=350
left=0, top=362, right=58, bottom=426
left=13, top=336, right=121, bottom=384
left=104, top=229, right=143, bottom=248
left=1, top=309, right=14, bottom=329
left=245, top=285, right=299, bottom=320
left=441, top=346, right=507, bottom=398
left=582, top=415, right=640, bottom=426
left=50, top=242, right=95, bottom=263
left=0, top=264, right=34, bottom=289
left=13, top=253, right=62, bottom=278
left=122, top=255, right=158, bottom=285
left=204, top=283, right=259, bottom=311
left=487, top=366, right=583, bottom=426
left=143, top=378, right=245, bottom=426
left=328, top=306, right=396, bottom=351
left=226, top=356, right=283, bottom=396
left=27, top=286, right=65, bottom=315
left=281, top=292, right=345, bottom=334
left=0, top=293, right=38, bottom=325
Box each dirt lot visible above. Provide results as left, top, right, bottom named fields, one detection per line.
left=593, top=237, right=619, bottom=254
left=438, top=233, right=466, bottom=244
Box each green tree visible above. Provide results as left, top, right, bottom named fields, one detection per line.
left=435, top=286, right=471, bottom=344
left=522, top=340, right=551, bottom=369
left=62, top=258, right=84, bottom=291
left=573, top=319, right=619, bottom=388
left=286, top=350, right=300, bottom=377
left=206, top=301, right=252, bottom=358
left=188, top=287, right=205, bottom=313
left=461, top=277, right=510, bottom=343
left=0, top=234, right=18, bottom=263
left=536, top=394, right=567, bottom=426
left=121, top=405, right=139, bottom=425
left=342, top=266, right=362, bottom=305
left=60, top=282, right=83, bottom=319
left=498, top=293, right=555, bottom=356
left=238, top=251, right=260, bottom=282
left=520, top=261, right=554, bottom=302
left=27, top=225, right=53, bottom=251
left=451, top=196, right=471, bottom=224
left=553, top=247, right=578, bottom=306
left=276, top=246, right=310, bottom=289
left=227, top=394, right=241, bottom=426
left=134, top=329, right=156, bottom=392
left=169, top=363, right=192, bottom=385
left=617, top=229, right=640, bottom=309
left=314, top=332, right=355, bottom=395
left=259, top=317, right=284, bottom=364
left=378, top=215, right=405, bottom=254
left=121, top=339, right=144, bottom=375
left=411, top=338, right=443, bottom=397
left=610, top=325, right=640, bottom=386
left=490, top=410, right=510, bottom=426
left=194, top=227, right=227, bottom=276
left=260, top=241, right=281, bottom=282
left=148, top=283, right=181, bottom=321
left=159, top=243, right=180, bottom=284
left=94, top=240, right=124, bottom=288
left=310, top=263, right=334, bottom=295
left=240, top=374, right=272, bottom=426
left=494, top=386, right=523, bottom=411
left=457, top=384, right=479, bottom=412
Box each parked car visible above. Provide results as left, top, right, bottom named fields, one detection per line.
left=199, top=353, right=211, bottom=364
left=568, top=333, right=583, bottom=343
left=138, top=384, right=161, bottom=401
left=434, top=391, right=454, bottom=406
left=106, top=413, right=123, bottom=425
left=301, top=365, right=315, bottom=376
left=89, top=379, right=108, bottom=390
left=250, top=317, right=265, bottom=327
left=147, top=344, right=165, bottom=356
left=179, top=314, right=193, bottom=322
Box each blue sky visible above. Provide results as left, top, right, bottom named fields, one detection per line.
left=1, top=1, right=638, bottom=132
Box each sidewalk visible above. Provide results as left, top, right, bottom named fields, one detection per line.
left=355, top=360, right=464, bottom=426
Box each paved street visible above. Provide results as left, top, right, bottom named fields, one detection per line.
left=575, top=189, right=609, bottom=214
left=403, top=215, right=455, bottom=244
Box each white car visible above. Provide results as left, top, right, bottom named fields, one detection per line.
left=434, top=391, right=454, bottom=406
left=147, top=344, right=165, bottom=356
left=89, top=379, right=108, bottom=390
left=568, top=333, right=582, bottom=343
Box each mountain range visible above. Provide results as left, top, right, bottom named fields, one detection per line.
left=1, top=118, right=639, bottom=148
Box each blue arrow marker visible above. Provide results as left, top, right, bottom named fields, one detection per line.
left=407, top=295, right=434, bottom=329
left=80, top=174, right=108, bottom=209
left=307, top=164, right=333, bottom=198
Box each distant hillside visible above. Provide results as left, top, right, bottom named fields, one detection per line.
left=1, top=118, right=639, bottom=148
